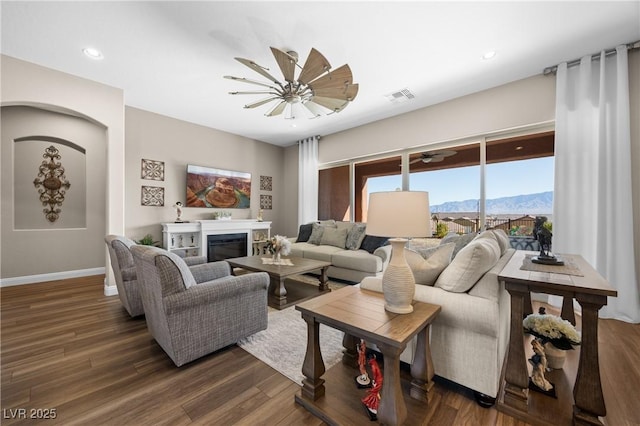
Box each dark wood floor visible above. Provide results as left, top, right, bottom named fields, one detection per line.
left=1, top=276, right=638, bottom=425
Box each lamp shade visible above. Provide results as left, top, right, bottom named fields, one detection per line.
left=366, top=191, right=431, bottom=238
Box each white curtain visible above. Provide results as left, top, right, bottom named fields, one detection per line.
left=298, top=135, right=319, bottom=226
left=554, top=45, right=639, bottom=323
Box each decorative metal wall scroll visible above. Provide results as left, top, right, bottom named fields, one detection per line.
left=260, top=194, right=272, bottom=210
left=33, top=145, right=71, bottom=222
left=141, top=159, right=165, bottom=181
left=260, top=175, right=272, bottom=191
left=141, top=186, right=165, bottom=206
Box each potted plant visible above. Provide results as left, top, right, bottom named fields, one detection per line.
left=135, top=234, right=160, bottom=247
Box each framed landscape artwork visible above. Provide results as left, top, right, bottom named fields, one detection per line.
left=186, top=165, right=251, bottom=208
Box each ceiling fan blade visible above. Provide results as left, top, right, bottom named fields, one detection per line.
left=310, top=96, right=350, bottom=113
left=313, top=83, right=359, bottom=101
left=229, top=90, right=280, bottom=95
left=409, top=158, right=423, bottom=165
left=302, top=100, right=326, bottom=117
left=224, top=75, right=281, bottom=91
left=234, top=57, right=282, bottom=85
left=265, top=101, right=287, bottom=117
left=429, top=157, right=446, bottom=162
left=298, top=48, right=331, bottom=85
left=243, top=96, right=280, bottom=109
left=270, top=47, right=296, bottom=83
left=308, top=64, right=353, bottom=92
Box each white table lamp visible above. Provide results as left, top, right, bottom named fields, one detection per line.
left=366, top=191, right=431, bottom=313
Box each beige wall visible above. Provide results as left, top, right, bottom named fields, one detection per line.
left=0, top=55, right=124, bottom=290
left=124, top=107, right=287, bottom=242
left=318, top=74, right=556, bottom=164
left=1, top=106, right=106, bottom=278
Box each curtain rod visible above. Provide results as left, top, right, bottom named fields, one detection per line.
left=543, top=40, right=640, bottom=75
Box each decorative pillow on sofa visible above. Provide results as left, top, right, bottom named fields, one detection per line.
left=404, top=242, right=455, bottom=286
left=434, top=237, right=501, bottom=293
left=307, top=223, right=325, bottom=245
left=476, top=229, right=509, bottom=255
left=360, top=235, right=389, bottom=254
left=320, top=226, right=349, bottom=248
left=345, top=223, right=367, bottom=250
left=440, top=232, right=477, bottom=258
left=297, top=223, right=315, bottom=243
left=491, top=229, right=510, bottom=255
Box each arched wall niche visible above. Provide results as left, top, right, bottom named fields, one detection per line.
left=2, top=105, right=107, bottom=278
left=1, top=54, right=125, bottom=293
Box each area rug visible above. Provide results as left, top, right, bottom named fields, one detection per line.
left=237, top=282, right=346, bottom=384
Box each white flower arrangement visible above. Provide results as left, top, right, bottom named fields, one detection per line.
left=266, top=235, right=291, bottom=256
left=523, top=309, right=581, bottom=350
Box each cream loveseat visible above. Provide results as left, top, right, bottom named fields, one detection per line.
left=360, top=229, right=513, bottom=405
left=289, top=220, right=392, bottom=283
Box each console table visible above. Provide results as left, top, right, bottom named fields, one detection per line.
left=295, top=286, right=441, bottom=426
left=497, top=251, right=617, bottom=426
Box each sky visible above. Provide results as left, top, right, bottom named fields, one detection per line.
left=367, top=157, right=555, bottom=206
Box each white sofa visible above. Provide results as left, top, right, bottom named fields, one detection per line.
left=289, top=221, right=392, bottom=283
left=360, top=229, right=513, bottom=404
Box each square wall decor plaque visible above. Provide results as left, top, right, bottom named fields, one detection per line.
left=141, top=159, right=165, bottom=181
left=260, top=175, right=273, bottom=191
left=141, top=186, right=165, bottom=206
left=260, top=194, right=272, bottom=210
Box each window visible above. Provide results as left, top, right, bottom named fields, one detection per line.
left=317, top=131, right=554, bottom=233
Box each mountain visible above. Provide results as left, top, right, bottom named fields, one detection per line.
left=431, top=191, right=553, bottom=215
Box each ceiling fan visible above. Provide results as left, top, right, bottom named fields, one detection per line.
left=410, top=150, right=457, bottom=164
left=224, top=47, right=358, bottom=119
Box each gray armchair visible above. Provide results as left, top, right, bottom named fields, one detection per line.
left=105, top=235, right=208, bottom=317
left=130, top=245, right=269, bottom=367
left=105, top=235, right=144, bottom=317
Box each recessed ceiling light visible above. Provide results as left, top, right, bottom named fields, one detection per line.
left=482, top=51, right=496, bottom=60
left=515, top=146, right=524, bottom=150
left=83, top=47, right=103, bottom=60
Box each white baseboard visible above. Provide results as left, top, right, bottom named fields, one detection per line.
left=0, top=267, right=106, bottom=287
left=104, top=282, right=119, bottom=296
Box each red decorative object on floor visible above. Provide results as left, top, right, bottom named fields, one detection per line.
left=361, top=354, right=383, bottom=421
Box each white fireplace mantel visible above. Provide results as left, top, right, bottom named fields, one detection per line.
left=161, top=220, right=271, bottom=257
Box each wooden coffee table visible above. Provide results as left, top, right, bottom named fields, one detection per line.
left=295, top=285, right=441, bottom=426
left=226, top=255, right=331, bottom=310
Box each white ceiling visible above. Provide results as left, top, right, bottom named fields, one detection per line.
left=2, top=1, right=639, bottom=147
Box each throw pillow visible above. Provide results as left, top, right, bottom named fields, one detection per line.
left=475, top=229, right=509, bottom=255
left=345, top=223, right=367, bottom=250
left=318, top=219, right=337, bottom=228
left=434, top=237, right=501, bottom=293
left=440, top=232, right=477, bottom=259
left=360, top=235, right=389, bottom=254
left=491, top=229, right=510, bottom=255
left=307, top=223, right=325, bottom=245
left=320, top=226, right=349, bottom=248
left=297, top=223, right=314, bottom=243
left=404, top=242, right=455, bottom=286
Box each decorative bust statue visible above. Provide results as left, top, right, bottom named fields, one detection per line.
left=173, top=201, right=183, bottom=223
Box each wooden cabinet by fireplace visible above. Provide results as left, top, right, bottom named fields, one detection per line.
left=161, top=220, right=272, bottom=259
left=162, top=222, right=202, bottom=257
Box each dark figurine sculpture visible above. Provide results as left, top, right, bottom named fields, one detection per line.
left=532, top=216, right=564, bottom=265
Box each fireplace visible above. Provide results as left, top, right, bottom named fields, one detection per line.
left=207, top=233, right=247, bottom=262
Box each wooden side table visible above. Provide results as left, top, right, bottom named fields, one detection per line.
left=497, top=251, right=617, bottom=426
left=294, top=286, right=441, bottom=426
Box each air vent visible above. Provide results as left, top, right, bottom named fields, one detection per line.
left=385, top=88, right=415, bottom=103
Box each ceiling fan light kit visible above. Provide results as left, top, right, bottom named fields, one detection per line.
left=410, top=150, right=458, bottom=164
left=224, top=47, right=358, bottom=119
